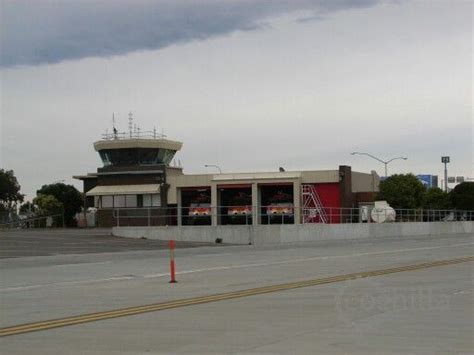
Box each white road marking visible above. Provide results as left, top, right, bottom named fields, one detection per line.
left=144, top=242, right=474, bottom=278
left=196, top=252, right=235, bottom=257
left=1, top=276, right=135, bottom=292
left=1, top=242, right=472, bottom=293
left=52, top=261, right=112, bottom=268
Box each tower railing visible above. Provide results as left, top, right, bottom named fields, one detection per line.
left=101, top=129, right=166, bottom=141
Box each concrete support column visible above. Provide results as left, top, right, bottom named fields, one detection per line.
left=159, top=183, right=169, bottom=226
left=339, top=165, right=353, bottom=208
left=177, top=188, right=182, bottom=226
left=211, top=183, right=218, bottom=226
left=339, top=165, right=353, bottom=224
left=293, top=181, right=301, bottom=225
left=251, top=183, right=259, bottom=225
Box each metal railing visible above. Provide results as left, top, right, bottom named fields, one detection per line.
left=110, top=206, right=474, bottom=227
left=0, top=213, right=65, bottom=229
left=101, top=129, right=166, bottom=141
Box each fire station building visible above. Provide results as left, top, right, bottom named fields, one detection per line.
left=74, top=127, right=379, bottom=227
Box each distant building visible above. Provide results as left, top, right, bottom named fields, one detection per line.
left=74, top=125, right=380, bottom=227
left=416, top=175, right=438, bottom=189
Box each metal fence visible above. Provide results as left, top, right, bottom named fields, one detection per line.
left=0, top=214, right=65, bottom=229
left=111, top=206, right=474, bottom=227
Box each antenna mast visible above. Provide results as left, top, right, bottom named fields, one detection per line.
left=128, top=111, right=133, bottom=138
left=112, top=112, right=118, bottom=139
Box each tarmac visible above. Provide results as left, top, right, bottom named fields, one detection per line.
left=1, top=229, right=473, bottom=354
left=0, top=229, right=218, bottom=258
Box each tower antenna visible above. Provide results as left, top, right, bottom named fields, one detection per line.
left=112, top=112, right=118, bottom=139
left=128, top=111, right=133, bottom=138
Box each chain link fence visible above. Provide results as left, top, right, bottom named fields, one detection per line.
left=0, top=213, right=65, bottom=229
left=111, top=206, right=474, bottom=227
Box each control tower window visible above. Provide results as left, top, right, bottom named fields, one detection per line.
left=157, top=149, right=175, bottom=165
left=99, top=148, right=176, bottom=166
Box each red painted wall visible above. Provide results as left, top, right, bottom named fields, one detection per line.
left=312, top=183, right=340, bottom=223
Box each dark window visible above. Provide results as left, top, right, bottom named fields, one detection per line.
left=99, top=148, right=177, bottom=166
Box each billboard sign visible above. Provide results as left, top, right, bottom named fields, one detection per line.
left=416, top=175, right=433, bottom=188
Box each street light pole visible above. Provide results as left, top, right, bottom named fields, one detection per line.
left=441, top=156, right=450, bottom=192
left=204, top=164, right=222, bottom=174
left=350, top=152, right=407, bottom=178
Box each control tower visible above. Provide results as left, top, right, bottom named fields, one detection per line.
left=74, top=114, right=183, bottom=226
left=94, top=129, right=182, bottom=168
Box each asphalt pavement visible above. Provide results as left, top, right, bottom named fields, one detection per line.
left=1, top=230, right=473, bottom=354
left=0, top=228, right=219, bottom=258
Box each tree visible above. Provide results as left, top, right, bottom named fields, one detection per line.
left=450, top=182, right=474, bottom=210
left=33, top=194, right=63, bottom=215
left=422, top=188, right=451, bottom=210
left=0, top=169, right=24, bottom=212
left=19, top=201, right=37, bottom=215
left=37, top=183, right=83, bottom=226
left=377, top=174, right=426, bottom=209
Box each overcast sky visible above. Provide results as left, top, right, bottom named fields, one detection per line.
left=1, top=0, right=472, bottom=200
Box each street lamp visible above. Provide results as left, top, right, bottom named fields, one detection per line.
left=204, top=164, right=222, bottom=174
left=350, top=152, right=407, bottom=177
left=441, top=156, right=450, bottom=192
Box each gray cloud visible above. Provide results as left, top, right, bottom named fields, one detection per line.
left=1, top=0, right=381, bottom=67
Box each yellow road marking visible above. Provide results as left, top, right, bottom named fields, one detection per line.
left=1, top=256, right=472, bottom=337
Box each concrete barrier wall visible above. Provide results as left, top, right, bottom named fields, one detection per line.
left=113, top=225, right=252, bottom=244
left=113, top=222, right=474, bottom=245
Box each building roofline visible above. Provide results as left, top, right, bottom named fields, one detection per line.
left=73, top=173, right=98, bottom=180
left=93, top=138, right=183, bottom=152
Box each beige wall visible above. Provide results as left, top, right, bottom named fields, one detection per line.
left=213, top=172, right=301, bottom=181
left=351, top=171, right=380, bottom=193
left=167, top=173, right=212, bottom=204
left=165, top=167, right=184, bottom=204
left=300, top=170, right=339, bottom=183
left=166, top=169, right=379, bottom=204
